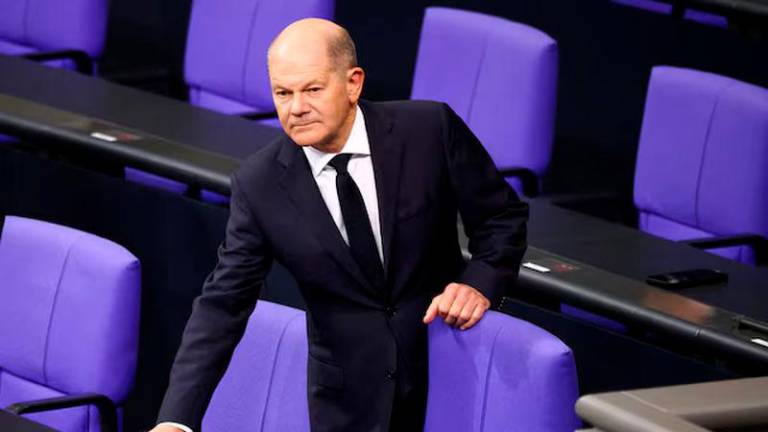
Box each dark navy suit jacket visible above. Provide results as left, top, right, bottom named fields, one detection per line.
left=157, top=100, right=528, bottom=431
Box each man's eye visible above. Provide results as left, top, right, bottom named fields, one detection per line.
left=275, top=90, right=288, bottom=97
left=308, top=87, right=321, bottom=93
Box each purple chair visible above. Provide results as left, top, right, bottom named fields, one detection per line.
left=634, top=66, right=768, bottom=265
left=0, top=0, right=108, bottom=74
left=203, top=301, right=579, bottom=431
left=411, top=7, right=558, bottom=197
left=202, top=301, right=308, bottom=431
left=126, top=0, right=333, bottom=201
left=184, top=0, right=333, bottom=119
left=424, top=310, right=580, bottom=432
left=0, top=216, right=141, bottom=432
left=611, top=0, right=728, bottom=28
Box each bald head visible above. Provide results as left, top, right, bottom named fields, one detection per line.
left=268, top=18, right=357, bottom=74
left=266, top=18, right=365, bottom=153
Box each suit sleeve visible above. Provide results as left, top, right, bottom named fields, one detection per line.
left=440, top=104, right=529, bottom=305
left=157, top=173, right=273, bottom=430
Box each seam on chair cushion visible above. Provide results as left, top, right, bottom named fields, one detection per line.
left=260, top=312, right=304, bottom=430
left=85, top=402, right=91, bottom=432
left=41, top=233, right=85, bottom=385
left=693, top=80, right=732, bottom=229
left=241, top=0, right=263, bottom=103
left=479, top=324, right=503, bottom=432
left=466, top=31, right=490, bottom=126
left=21, top=0, right=32, bottom=46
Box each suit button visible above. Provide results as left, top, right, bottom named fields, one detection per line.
left=384, top=306, right=397, bottom=318
left=385, top=370, right=397, bottom=380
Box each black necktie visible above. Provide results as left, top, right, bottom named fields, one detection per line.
left=328, top=154, right=385, bottom=288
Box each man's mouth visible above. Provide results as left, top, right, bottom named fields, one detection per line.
left=292, top=121, right=316, bottom=128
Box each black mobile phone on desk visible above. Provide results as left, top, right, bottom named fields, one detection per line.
left=646, top=269, right=728, bottom=289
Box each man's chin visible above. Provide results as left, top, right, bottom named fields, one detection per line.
left=289, top=128, right=329, bottom=148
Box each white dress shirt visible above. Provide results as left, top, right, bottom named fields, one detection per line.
left=302, top=105, right=383, bottom=262
left=157, top=105, right=380, bottom=432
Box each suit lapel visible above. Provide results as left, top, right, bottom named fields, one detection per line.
left=360, top=101, right=403, bottom=280
left=276, top=137, right=377, bottom=295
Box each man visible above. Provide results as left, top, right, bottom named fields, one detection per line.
left=153, top=18, right=527, bottom=432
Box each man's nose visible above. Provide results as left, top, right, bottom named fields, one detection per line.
left=290, top=93, right=310, bottom=116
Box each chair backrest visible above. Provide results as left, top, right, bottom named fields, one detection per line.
left=202, top=301, right=309, bottom=431
left=0, top=0, right=108, bottom=59
left=203, top=301, right=578, bottom=432
left=411, top=7, right=558, bottom=194
left=184, top=0, right=334, bottom=115
left=633, top=66, right=768, bottom=263
left=0, top=216, right=141, bottom=432
left=611, top=0, right=728, bottom=27
left=424, top=310, right=580, bottom=432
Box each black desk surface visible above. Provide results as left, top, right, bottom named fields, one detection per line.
left=527, top=199, right=768, bottom=322
left=0, top=54, right=281, bottom=193
left=0, top=410, right=57, bottom=432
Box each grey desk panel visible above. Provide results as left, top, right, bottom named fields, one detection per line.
left=577, top=377, right=768, bottom=432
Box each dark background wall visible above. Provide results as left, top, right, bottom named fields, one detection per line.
left=97, top=0, right=768, bottom=199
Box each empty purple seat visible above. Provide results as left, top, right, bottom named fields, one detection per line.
left=634, top=66, right=768, bottom=265
left=202, top=301, right=308, bottom=431
left=0, top=216, right=141, bottom=432
left=411, top=7, right=558, bottom=197
left=184, top=0, right=334, bottom=118
left=126, top=0, right=333, bottom=201
left=425, top=310, right=580, bottom=432
left=0, top=0, right=108, bottom=73
left=203, top=301, right=579, bottom=431
left=611, top=0, right=728, bottom=28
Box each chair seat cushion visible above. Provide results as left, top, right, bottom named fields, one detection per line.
left=0, top=369, right=96, bottom=432
left=639, top=212, right=754, bottom=264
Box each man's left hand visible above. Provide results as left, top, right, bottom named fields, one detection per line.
left=423, top=283, right=491, bottom=330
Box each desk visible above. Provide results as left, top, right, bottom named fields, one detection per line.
left=0, top=54, right=280, bottom=194
left=0, top=410, right=57, bottom=432
left=521, top=199, right=768, bottom=367
left=527, top=199, right=768, bottom=321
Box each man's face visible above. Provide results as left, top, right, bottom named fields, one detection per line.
left=268, top=46, right=360, bottom=152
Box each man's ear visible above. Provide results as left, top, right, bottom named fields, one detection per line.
left=347, top=67, right=365, bottom=103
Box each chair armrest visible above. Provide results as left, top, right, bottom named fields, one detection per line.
left=240, top=111, right=278, bottom=121
left=682, top=234, right=768, bottom=264
left=6, top=393, right=118, bottom=432
left=498, top=167, right=539, bottom=197
left=21, top=50, right=94, bottom=75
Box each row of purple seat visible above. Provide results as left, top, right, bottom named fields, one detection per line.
left=139, top=2, right=768, bottom=266
left=612, top=0, right=729, bottom=27
left=0, top=215, right=580, bottom=431
left=3, top=2, right=765, bottom=266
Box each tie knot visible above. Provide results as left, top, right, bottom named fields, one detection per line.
left=328, top=153, right=353, bottom=174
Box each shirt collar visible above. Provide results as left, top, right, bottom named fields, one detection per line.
left=303, top=105, right=369, bottom=178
